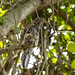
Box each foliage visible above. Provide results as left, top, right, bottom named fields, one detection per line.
left=0, top=0, right=75, bottom=75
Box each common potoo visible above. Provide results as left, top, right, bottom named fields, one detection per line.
left=21, top=18, right=43, bottom=70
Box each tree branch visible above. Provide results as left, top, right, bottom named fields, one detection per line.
left=57, top=9, right=75, bottom=31
left=0, top=43, right=35, bottom=54
left=0, top=0, right=63, bottom=36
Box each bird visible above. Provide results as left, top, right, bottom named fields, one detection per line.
left=21, top=18, right=43, bottom=70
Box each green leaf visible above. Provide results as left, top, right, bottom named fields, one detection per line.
left=18, top=58, right=21, bottom=63
left=54, top=16, right=57, bottom=22
left=52, top=58, right=57, bottom=64
left=65, top=64, right=68, bottom=68
left=27, top=15, right=32, bottom=23
left=67, top=26, right=72, bottom=30
left=0, top=8, right=6, bottom=17
left=65, top=34, right=69, bottom=40
left=48, top=53, right=51, bottom=58
left=67, top=42, right=75, bottom=52
left=6, top=53, right=8, bottom=57
left=0, top=41, right=3, bottom=49
left=0, top=17, right=4, bottom=24
left=18, top=23, right=21, bottom=29
left=71, top=59, right=75, bottom=69
left=63, top=73, right=67, bottom=75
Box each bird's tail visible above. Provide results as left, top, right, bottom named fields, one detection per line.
left=21, top=49, right=30, bottom=69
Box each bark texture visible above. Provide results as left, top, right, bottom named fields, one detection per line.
left=0, top=0, right=63, bottom=36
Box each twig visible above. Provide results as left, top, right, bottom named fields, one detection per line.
left=38, top=61, right=45, bottom=75
left=43, top=22, right=49, bottom=75
left=0, top=60, right=6, bottom=75
left=11, top=50, right=20, bottom=75
left=51, top=0, right=55, bottom=32
left=36, top=24, right=44, bottom=75
left=33, top=1, right=40, bottom=18
left=0, top=43, right=35, bottom=54
left=48, top=17, right=53, bottom=29
left=44, top=37, right=48, bottom=75
left=57, top=7, right=65, bottom=71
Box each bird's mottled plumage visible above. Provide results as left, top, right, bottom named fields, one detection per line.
left=21, top=18, right=43, bottom=69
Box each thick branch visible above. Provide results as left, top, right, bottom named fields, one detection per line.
left=0, top=0, right=63, bottom=36
left=0, top=43, right=35, bottom=54
left=57, top=9, right=75, bottom=31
